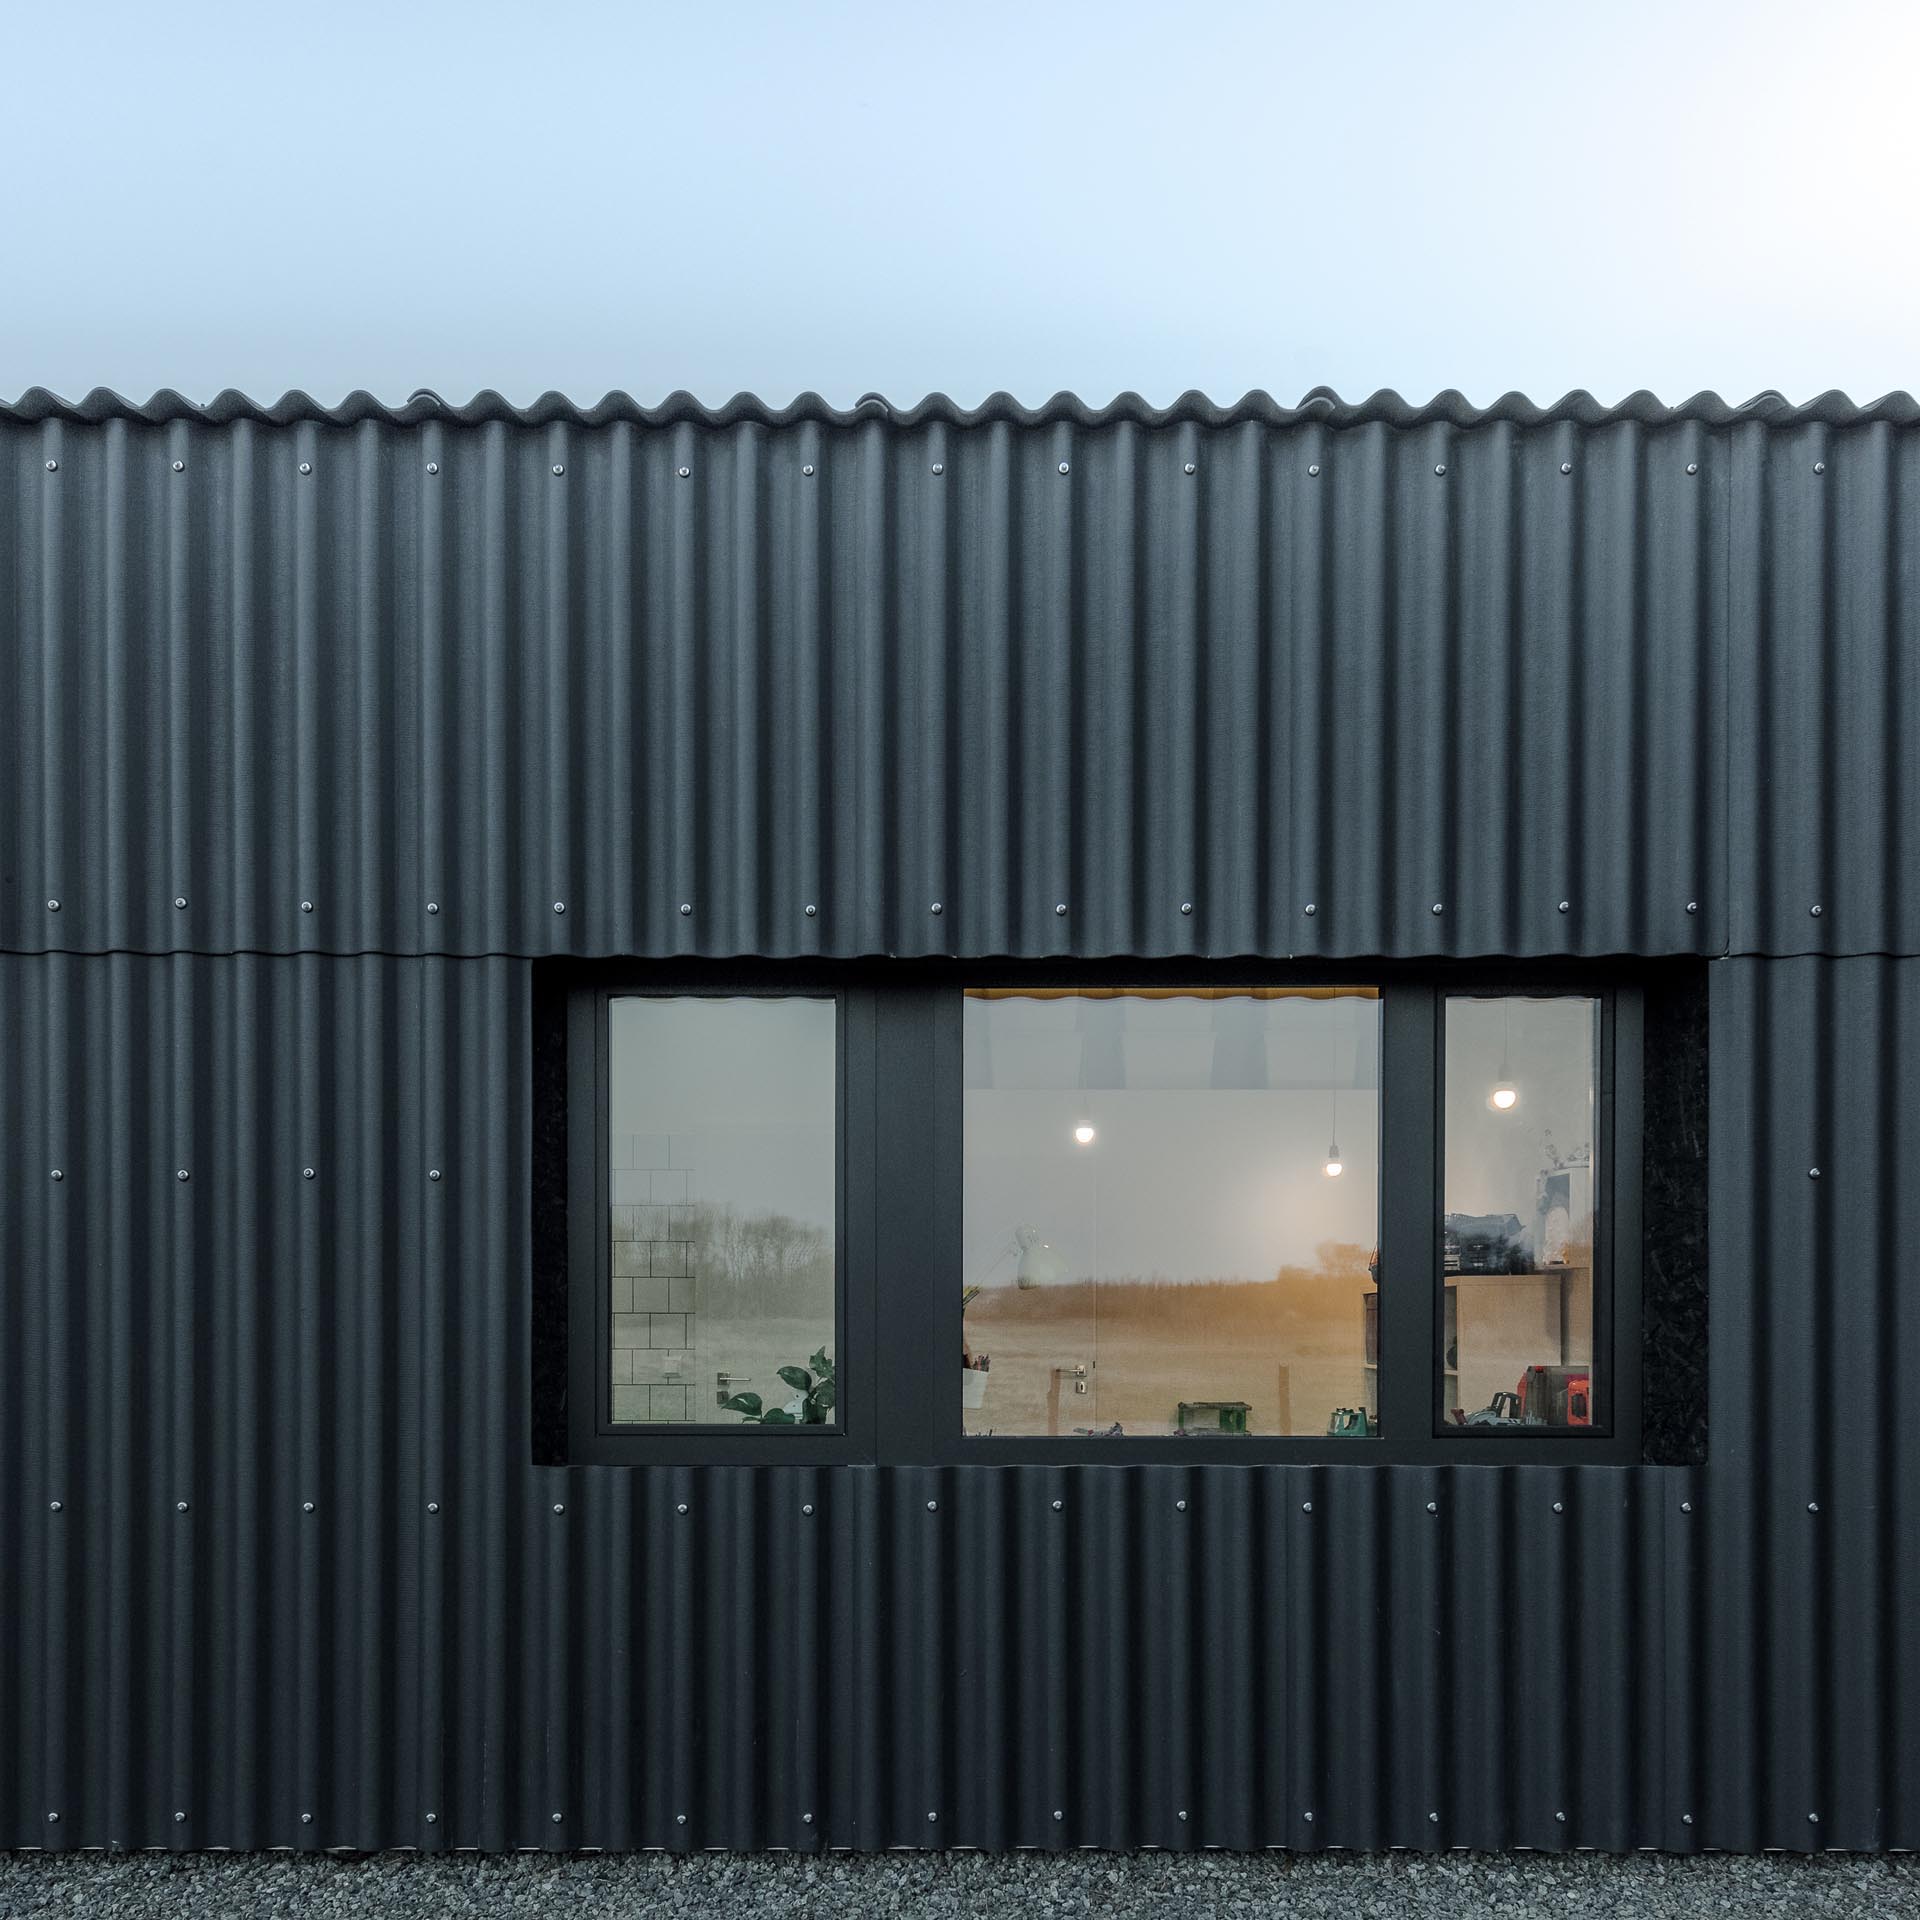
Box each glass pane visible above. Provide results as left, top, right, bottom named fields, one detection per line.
left=608, top=996, right=836, bottom=1428
left=962, top=988, right=1381, bottom=1439
left=1442, top=996, right=1599, bottom=1430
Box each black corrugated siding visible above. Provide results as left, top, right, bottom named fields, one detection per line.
left=1, top=390, right=1916, bottom=1853
left=2, top=409, right=1744, bottom=960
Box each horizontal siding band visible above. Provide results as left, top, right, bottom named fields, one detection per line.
left=0, top=413, right=1762, bottom=961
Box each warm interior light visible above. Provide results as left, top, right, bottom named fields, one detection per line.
left=1488, top=1082, right=1519, bottom=1112
left=1324, top=1138, right=1343, bottom=1178
left=1073, top=1123, right=1097, bottom=1145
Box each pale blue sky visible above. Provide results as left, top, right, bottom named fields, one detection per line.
left=3, top=0, right=1913, bottom=409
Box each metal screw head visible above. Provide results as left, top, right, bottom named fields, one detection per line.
left=926, top=1499, right=938, bottom=1512
left=1178, top=1809, right=1189, bottom=1821
left=1686, top=461, right=1699, bottom=475
left=49, top=1499, right=62, bottom=1511
left=301, top=1812, right=313, bottom=1824
left=1307, top=463, right=1321, bottom=477
left=1428, top=1810, right=1439, bottom=1822
left=172, top=460, right=185, bottom=473
left=551, top=464, right=565, bottom=477
left=1303, top=1809, right=1314, bottom=1822
left=1426, top=1500, right=1439, bottom=1513
left=46, top=899, right=59, bottom=912
left=1686, top=900, right=1698, bottom=914
left=302, top=1501, right=315, bottom=1513
left=678, top=901, right=692, bottom=916
left=1175, top=1498, right=1188, bottom=1512
left=804, top=903, right=817, bottom=917
left=425, top=1811, right=438, bottom=1824
left=550, top=1501, right=564, bottom=1514
left=45, top=459, right=58, bottom=471
left=426, top=462, right=439, bottom=475
left=801, top=1501, right=814, bottom=1515
left=677, top=1502, right=690, bottom=1515
left=1052, top=1809, right=1063, bottom=1821
left=427, top=1501, right=440, bottom=1514
left=428, top=1168, right=442, bottom=1181
left=1304, top=902, right=1316, bottom=916
left=1555, top=1810, right=1567, bottom=1823
left=1813, top=461, right=1826, bottom=475
left=927, top=1810, right=938, bottom=1823
left=931, top=462, right=944, bottom=475
left=175, top=1810, right=186, bottom=1823
left=1809, top=1167, right=1820, bottom=1180
left=299, top=462, right=312, bottom=476
left=1680, top=1500, right=1693, bottom=1513
left=551, top=1811, right=563, bottom=1824
left=50, top=1169, right=62, bottom=1181
left=174, top=896, right=188, bottom=910
left=1560, top=462, right=1572, bottom=474
left=427, top=901, right=440, bottom=914
left=1434, top=463, right=1447, bottom=477
left=1808, top=1501, right=1820, bottom=1513
left=1179, top=900, right=1193, bottom=915
left=1052, top=1498, right=1064, bottom=1511
left=176, top=1500, right=189, bottom=1513
left=1810, top=903, right=1822, bottom=917
left=1431, top=902, right=1444, bottom=915
left=1302, top=1500, right=1312, bottom=1513
left=176, top=1168, right=190, bottom=1182
left=47, top=1812, right=59, bottom=1823
left=1558, top=900, right=1570, bottom=913
left=1054, top=902, right=1068, bottom=916
left=1058, top=461, right=1071, bottom=475
left=552, top=900, right=566, bottom=914
left=1552, top=1501, right=1564, bottom=1513
left=1682, top=1812, right=1694, bottom=1824
left=1184, top=462, right=1197, bottom=475
left=802, top=463, right=815, bottom=477
left=929, top=901, right=943, bottom=915
left=802, top=1812, right=814, bottom=1824
left=677, top=465, right=691, bottom=479
left=300, top=899, right=314, bottom=913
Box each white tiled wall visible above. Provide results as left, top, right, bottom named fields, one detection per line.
left=610, top=1133, right=697, bottom=1424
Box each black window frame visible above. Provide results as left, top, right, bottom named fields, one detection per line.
left=559, top=960, right=1644, bottom=1468
left=565, top=965, right=879, bottom=1466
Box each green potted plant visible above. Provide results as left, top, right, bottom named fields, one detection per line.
left=722, top=1347, right=835, bottom=1425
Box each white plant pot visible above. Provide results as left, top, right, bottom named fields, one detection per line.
left=961, top=1367, right=989, bottom=1410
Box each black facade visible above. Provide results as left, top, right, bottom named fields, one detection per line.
left=1, top=386, right=1915, bottom=1853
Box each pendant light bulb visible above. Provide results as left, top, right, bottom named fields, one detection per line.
left=1324, top=1141, right=1344, bottom=1178
left=1487, top=1001, right=1519, bottom=1112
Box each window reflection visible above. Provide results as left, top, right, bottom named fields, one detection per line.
left=608, top=996, right=837, bottom=1428
left=962, top=988, right=1381, bottom=1439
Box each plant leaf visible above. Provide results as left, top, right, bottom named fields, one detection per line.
left=810, top=1379, right=836, bottom=1414
left=809, top=1347, right=834, bottom=1380
left=721, top=1392, right=763, bottom=1417
left=776, top=1365, right=814, bottom=1393
left=759, top=1407, right=797, bottom=1425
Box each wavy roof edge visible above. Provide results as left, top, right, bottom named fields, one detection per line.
left=5, top=384, right=1919, bottom=430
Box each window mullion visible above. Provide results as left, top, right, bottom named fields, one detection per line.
left=1378, top=984, right=1440, bottom=1455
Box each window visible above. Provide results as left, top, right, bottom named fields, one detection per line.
left=567, top=980, right=874, bottom=1463
left=1442, top=996, right=1602, bottom=1431
left=558, top=966, right=1645, bottom=1465
left=960, top=988, right=1380, bottom=1439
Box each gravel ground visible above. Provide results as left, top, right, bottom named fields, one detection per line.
left=3, top=1852, right=1920, bottom=1919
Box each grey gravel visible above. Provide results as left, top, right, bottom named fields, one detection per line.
left=3, top=1853, right=1920, bottom=1920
